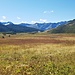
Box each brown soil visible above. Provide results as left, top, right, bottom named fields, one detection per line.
left=0, top=37, right=75, bottom=45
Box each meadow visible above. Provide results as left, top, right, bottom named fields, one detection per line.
left=0, top=33, right=75, bottom=75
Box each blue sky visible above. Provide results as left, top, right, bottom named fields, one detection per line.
left=0, top=0, right=75, bottom=24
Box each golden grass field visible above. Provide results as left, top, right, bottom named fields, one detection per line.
left=0, top=33, right=75, bottom=75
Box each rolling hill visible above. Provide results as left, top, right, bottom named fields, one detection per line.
left=48, top=19, right=75, bottom=33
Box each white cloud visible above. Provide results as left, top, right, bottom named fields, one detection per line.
left=31, top=19, right=47, bottom=24
left=14, top=21, right=28, bottom=24
left=31, top=21, right=38, bottom=24
left=43, top=10, right=54, bottom=14
left=2, top=16, right=6, bottom=19
left=43, top=11, right=47, bottom=14
left=17, top=17, right=21, bottom=19
left=40, top=19, right=47, bottom=22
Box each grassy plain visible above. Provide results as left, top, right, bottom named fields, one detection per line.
left=0, top=33, right=75, bottom=75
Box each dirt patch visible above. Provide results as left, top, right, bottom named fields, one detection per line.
left=0, top=38, right=75, bottom=45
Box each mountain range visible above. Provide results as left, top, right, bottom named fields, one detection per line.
left=0, top=21, right=67, bottom=33
left=18, top=22, right=66, bottom=31
left=0, top=22, right=39, bottom=33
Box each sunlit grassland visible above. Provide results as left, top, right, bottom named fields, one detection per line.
left=0, top=33, right=75, bottom=75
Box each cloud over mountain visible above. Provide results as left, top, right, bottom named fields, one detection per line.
left=2, top=16, right=6, bottom=19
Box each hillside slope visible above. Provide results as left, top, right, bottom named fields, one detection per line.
left=48, top=19, right=75, bottom=33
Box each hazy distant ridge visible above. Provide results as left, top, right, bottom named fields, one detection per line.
left=0, top=21, right=67, bottom=33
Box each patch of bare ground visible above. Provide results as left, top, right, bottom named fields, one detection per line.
left=0, top=38, right=75, bottom=45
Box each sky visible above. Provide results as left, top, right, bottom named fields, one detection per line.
left=0, top=0, right=75, bottom=24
